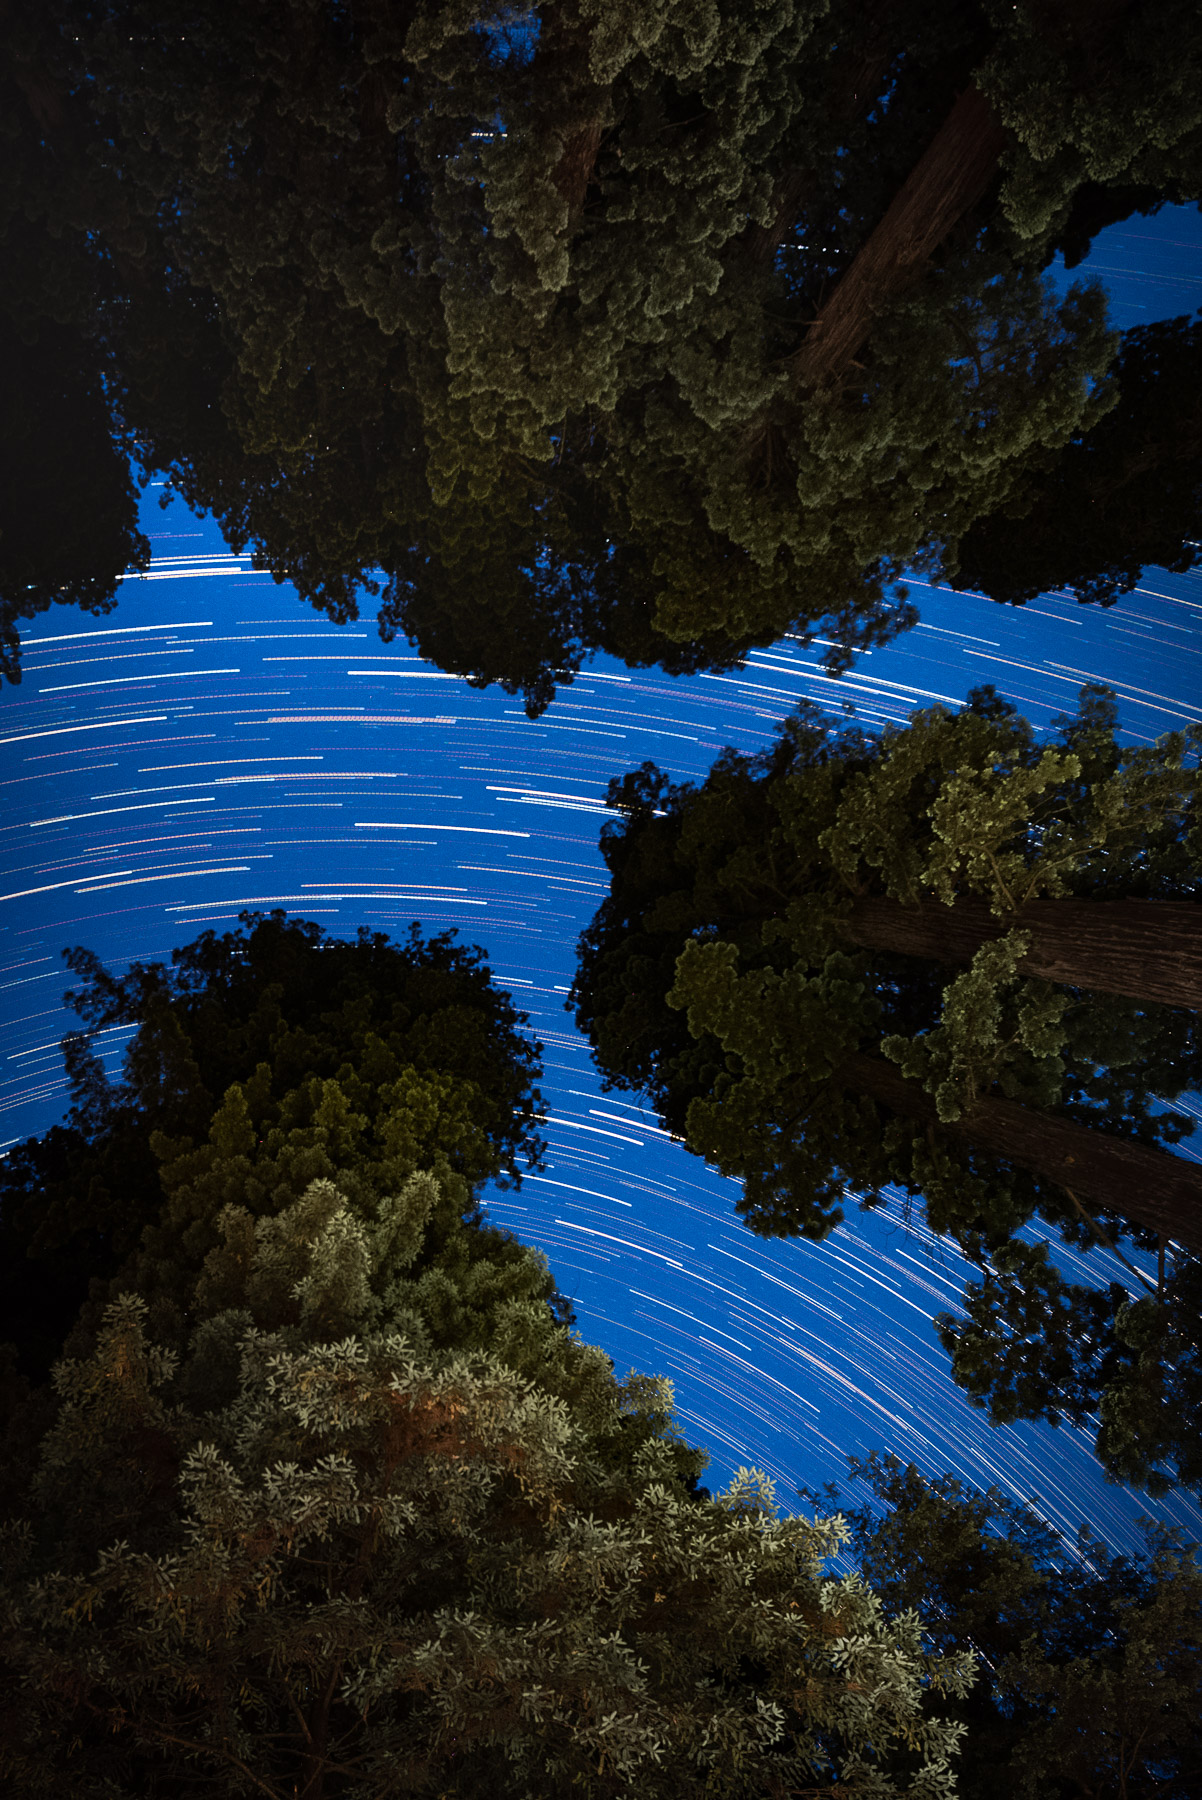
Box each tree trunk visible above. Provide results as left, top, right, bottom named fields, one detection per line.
left=786, top=0, right=1137, bottom=394
left=552, top=119, right=604, bottom=222
left=789, top=83, right=1009, bottom=393
left=839, top=1052, right=1202, bottom=1252
left=837, top=895, right=1202, bottom=1013
left=536, top=2, right=607, bottom=229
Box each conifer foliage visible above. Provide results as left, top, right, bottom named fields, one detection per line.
left=4, top=1, right=1201, bottom=706
left=0, top=911, right=546, bottom=1385
left=0, top=948, right=975, bottom=1799
left=571, top=685, right=1202, bottom=1491
left=0, top=6, right=150, bottom=679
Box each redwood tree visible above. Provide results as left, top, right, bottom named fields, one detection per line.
left=950, top=306, right=1202, bottom=609
left=571, top=684, right=1202, bottom=1491
left=9, top=0, right=1202, bottom=706
left=0, top=910, right=547, bottom=1387
left=804, top=1452, right=1202, bottom=1800
left=0, top=7, right=149, bottom=677
left=0, top=1099, right=973, bottom=1799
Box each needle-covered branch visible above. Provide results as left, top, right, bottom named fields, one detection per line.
left=6, top=2, right=1201, bottom=705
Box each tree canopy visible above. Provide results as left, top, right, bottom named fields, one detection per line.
left=0, top=1042, right=976, bottom=1798
left=4, top=1, right=1201, bottom=706
left=1, top=983, right=1195, bottom=1796
left=0, top=910, right=546, bottom=1385
left=951, top=305, right=1202, bottom=610
left=571, top=684, right=1202, bottom=1493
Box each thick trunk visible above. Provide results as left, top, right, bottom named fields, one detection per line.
left=789, top=83, right=1009, bottom=393
left=839, top=1052, right=1202, bottom=1252
left=786, top=0, right=1137, bottom=394
left=536, top=3, right=607, bottom=228
left=838, top=895, right=1202, bottom=1013
left=552, top=119, right=604, bottom=221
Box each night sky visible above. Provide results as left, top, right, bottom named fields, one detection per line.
left=3, top=206, right=1200, bottom=1553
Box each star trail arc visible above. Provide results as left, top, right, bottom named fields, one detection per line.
left=0, top=209, right=1200, bottom=1553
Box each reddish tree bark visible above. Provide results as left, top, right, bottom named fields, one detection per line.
left=789, top=83, right=1009, bottom=393
left=839, top=1052, right=1202, bottom=1251
left=552, top=118, right=604, bottom=221
left=838, top=895, right=1202, bottom=1013
left=786, top=0, right=1137, bottom=393
left=535, top=1, right=607, bottom=229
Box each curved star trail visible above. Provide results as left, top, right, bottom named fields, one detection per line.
left=2, top=207, right=1200, bottom=1554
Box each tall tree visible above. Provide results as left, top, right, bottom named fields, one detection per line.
left=571, top=685, right=1202, bottom=1490
left=10, top=0, right=1201, bottom=707
left=0, top=910, right=546, bottom=1384
left=0, top=1125, right=975, bottom=1797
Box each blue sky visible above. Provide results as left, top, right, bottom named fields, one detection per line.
left=2, top=203, right=1200, bottom=1551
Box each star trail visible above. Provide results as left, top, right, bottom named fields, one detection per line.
left=2, top=206, right=1200, bottom=1557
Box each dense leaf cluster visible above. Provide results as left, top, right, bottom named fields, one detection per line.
left=0, top=7, right=149, bottom=678
left=952, top=307, right=1202, bottom=608
left=0, top=910, right=545, bottom=1383
left=3, top=2, right=1200, bottom=705
left=0, top=907, right=1196, bottom=1793
left=0, top=1042, right=973, bottom=1799
left=571, top=685, right=1202, bottom=1489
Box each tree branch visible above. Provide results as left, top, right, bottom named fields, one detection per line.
left=120, top=1718, right=290, bottom=1800
left=1063, top=1187, right=1160, bottom=1297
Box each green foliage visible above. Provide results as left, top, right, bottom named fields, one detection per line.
left=7, top=3, right=1201, bottom=703
left=879, top=931, right=1071, bottom=1122
left=571, top=686, right=1202, bottom=1488
left=814, top=684, right=1199, bottom=913
left=807, top=1452, right=1202, bottom=1799
left=0, top=911, right=545, bottom=1383
left=979, top=0, right=1202, bottom=250
left=0, top=1176, right=975, bottom=1799
left=74, top=1071, right=603, bottom=1425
